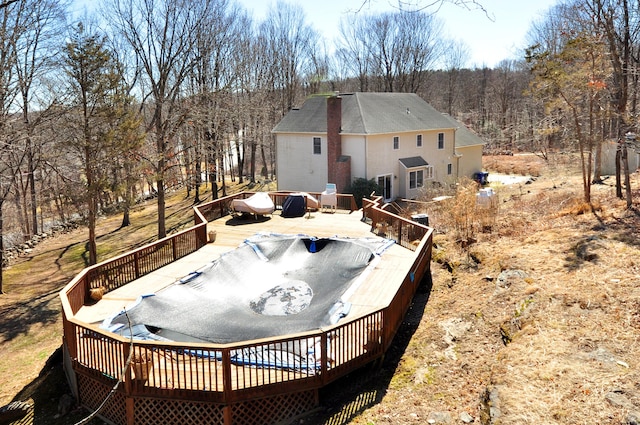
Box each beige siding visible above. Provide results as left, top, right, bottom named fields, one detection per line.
left=365, top=129, right=456, bottom=198
left=601, top=141, right=640, bottom=175
left=456, top=145, right=484, bottom=179
left=342, top=135, right=366, bottom=182
left=276, top=133, right=328, bottom=192
left=275, top=128, right=479, bottom=199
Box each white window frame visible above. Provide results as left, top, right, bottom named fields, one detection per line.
left=416, top=134, right=422, bottom=147
left=438, top=133, right=444, bottom=150
left=409, top=169, right=424, bottom=189
left=393, top=136, right=399, bottom=150
left=447, top=163, right=452, bottom=175
left=425, top=165, right=434, bottom=180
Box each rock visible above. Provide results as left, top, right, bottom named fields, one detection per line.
left=588, top=348, right=616, bottom=363
left=605, top=390, right=634, bottom=410
left=427, top=411, right=451, bottom=424
left=439, top=318, right=472, bottom=345
left=627, top=410, right=640, bottom=425
left=439, top=318, right=472, bottom=360
left=480, top=386, right=502, bottom=424
left=460, top=411, right=474, bottom=423
left=57, top=393, right=75, bottom=417
left=495, top=269, right=527, bottom=291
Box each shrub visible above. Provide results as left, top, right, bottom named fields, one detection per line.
left=347, top=178, right=382, bottom=209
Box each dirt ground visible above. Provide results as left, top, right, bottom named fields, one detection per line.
left=1, top=157, right=639, bottom=424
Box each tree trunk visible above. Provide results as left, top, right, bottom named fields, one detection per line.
left=621, top=141, right=632, bottom=207
left=121, top=207, right=131, bottom=228
left=88, top=196, right=97, bottom=265
left=0, top=198, right=4, bottom=294
left=194, top=138, right=202, bottom=204
left=26, top=137, right=38, bottom=236
left=249, top=139, right=256, bottom=183
left=157, top=177, right=166, bottom=239
left=592, top=142, right=603, bottom=184
left=615, top=144, right=622, bottom=198
left=260, top=142, right=268, bottom=178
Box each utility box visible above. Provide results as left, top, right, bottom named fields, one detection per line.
left=411, top=213, right=429, bottom=226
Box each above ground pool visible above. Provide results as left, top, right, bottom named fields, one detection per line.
left=102, top=233, right=393, bottom=345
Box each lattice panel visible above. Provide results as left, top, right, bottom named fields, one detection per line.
left=134, top=397, right=224, bottom=425
left=77, top=374, right=126, bottom=425
left=232, top=390, right=317, bottom=425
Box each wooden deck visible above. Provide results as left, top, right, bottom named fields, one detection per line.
left=75, top=209, right=417, bottom=326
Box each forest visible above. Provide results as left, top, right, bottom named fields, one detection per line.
left=0, top=0, right=638, bottom=280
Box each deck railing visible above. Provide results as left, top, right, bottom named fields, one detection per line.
left=362, top=195, right=431, bottom=251
left=60, top=191, right=432, bottom=425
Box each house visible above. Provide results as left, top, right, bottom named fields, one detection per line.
left=600, top=139, right=640, bottom=176
left=273, top=92, right=485, bottom=201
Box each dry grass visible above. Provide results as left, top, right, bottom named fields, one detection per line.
left=483, top=154, right=546, bottom=177
left=0, top=179, right=273, bottom=422
left=349, top=157, right=640, bottom=424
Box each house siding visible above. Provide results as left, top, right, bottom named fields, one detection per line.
left=600, top=140, right=640, bottom=175
left=342, top=135, right=366, bottom=182
left=364, top=129, right=456, bottom=198
left=276, top=133, right=328, bottom=192
left=456, top=144, right=484, bottom=179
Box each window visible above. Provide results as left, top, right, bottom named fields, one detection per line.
left=447, top=163, right=453, bottom=175
left=393, top=136, right=399, bottom=150
left=313, top=137, right=321, bottom=154
left=425, top=166, right=434, bottom=180
left=438, top=133, right=444, bottom=149
left=416, top=134, right=422, bottom=147
left=409, top=170, right=424, bottom=189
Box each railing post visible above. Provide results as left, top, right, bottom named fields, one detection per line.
left=172, top=238, right=177, bottom=261
left=122, top=342, right=134, bottom=425
left=134, top=251, right=140, bottom=279
left=222, top=348, right=233, bottom=403
left=320, top=332, right=328, bottom=384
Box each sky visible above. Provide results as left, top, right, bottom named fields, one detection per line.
left=237, top=0, right=560, bottom=68
left=72, top=0, right=560, bottom=68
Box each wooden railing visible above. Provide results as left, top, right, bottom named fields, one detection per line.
left=362, top=195, right=431, bottom=251
left=60, top=191, right=432, bottom=424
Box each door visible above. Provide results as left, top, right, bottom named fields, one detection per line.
left=377, top=174, right=392, bottom=202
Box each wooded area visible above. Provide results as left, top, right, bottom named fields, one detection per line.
left=0, top=0, right=638, bottom=291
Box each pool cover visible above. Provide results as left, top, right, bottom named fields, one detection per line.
left=103, top=233, right=393, bottom=345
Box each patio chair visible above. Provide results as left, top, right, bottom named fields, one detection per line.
left=321, top=183, right=337, bottom=213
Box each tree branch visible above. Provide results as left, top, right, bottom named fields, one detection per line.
left=0, top=0, right=19, bottom=9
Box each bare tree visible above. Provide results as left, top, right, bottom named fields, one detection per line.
left=189, top=0, right=249, bottom=197
left=441, top=39, right=470, bottom=115
left=590, top=0, right=637, bottom=207
left=259, top=1, right=319, bottom=114
left=527, top=27, right=610, bottom=205
left=108, top=0, right=212, bottom=238
left=335, top=8, right=447, bottom=93
left=0, top=0, right=31, bottom=293
left=12, top=0, right=66, bottom=238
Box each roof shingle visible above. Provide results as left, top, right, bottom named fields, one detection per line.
left=273, top=92, right=457, bottom=135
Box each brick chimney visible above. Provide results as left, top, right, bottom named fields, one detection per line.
left=326, top=95, right=351, bottom=193
left=327, top=95, right=342, bottom=184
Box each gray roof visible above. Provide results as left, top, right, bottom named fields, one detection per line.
left=273, top=92, right=457, bottom=135
left=440, top=114, right=486, bottom=148
left=399, top=156, right=429, bottom=168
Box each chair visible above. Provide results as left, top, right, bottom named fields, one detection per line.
left=321, top=183, right=337, bottom=213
